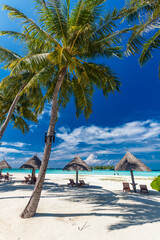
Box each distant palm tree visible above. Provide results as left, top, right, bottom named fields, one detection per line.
left=1, top=0, right=129, bottom=218
left=123, top=0, right=160, bottom=76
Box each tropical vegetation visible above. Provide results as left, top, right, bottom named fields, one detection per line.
left=123, top=0, right=160, bottom=76
left=0, top=68, right=43, bottom=139
left=151, top=175, right=160, bottom=192
left=90, top=165, right=115, bottom=170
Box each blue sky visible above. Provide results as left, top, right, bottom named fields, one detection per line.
left=0, top=0, right=160, bottom=170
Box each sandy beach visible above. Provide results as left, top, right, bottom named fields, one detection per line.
left=0, top=173, right=160, bottom=240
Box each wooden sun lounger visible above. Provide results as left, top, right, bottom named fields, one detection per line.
left=67, top=179, right=76, bottom=187
left=140, top=185, right=149, bottom=194
left=123, top=182, right=131, bottom=192
left=0, top=173, right=12, bottom=182
left=78, top=180, right=89, bottom=187
left=22, top=176, right=31, bottom=184
left=31, top=176, right=37, bottom=184
left=0, top=174, right=4, bottom=181
left=4, top=175, right=10, bottom=182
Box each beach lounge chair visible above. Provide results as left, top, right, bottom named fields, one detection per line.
left=4, top=174, right=10, bottom=182
left=140, top=185, right=149, bottom=194
left=0, top=174, right=4, bottom=181
left=79, top=180, right=89, bottom=187
left=31, top=176, right=37, bottom=184
left=123, top=182, right=131, bottom=192
left=22, top=176, right=31, bottom=184
left=6, top=172, right=13, bottom=181
left=68, top=179, right=76, bottom=187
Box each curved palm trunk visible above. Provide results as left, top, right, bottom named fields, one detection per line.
left=0, top=85, right=26, bottom=141
left=20, top=67, right=66, bottom=218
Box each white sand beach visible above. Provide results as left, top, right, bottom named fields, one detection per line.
left=0, top=173, right=160, bottom=240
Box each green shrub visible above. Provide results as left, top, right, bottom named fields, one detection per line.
left=150, top=175, right=160, bottom=192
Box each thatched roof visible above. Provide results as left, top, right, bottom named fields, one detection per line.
left=115, top=151, right=151, bottom=172
left=63, top=154, right=91, bottom=171
left=20, top=155, right=41, bottom=169
left=0, top=159, right=11, bottom=169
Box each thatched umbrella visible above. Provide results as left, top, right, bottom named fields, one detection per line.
left=20, top=155, right=41, bottom=183
left=115, top=151, right=151, bottom=192
left=0, top=159, right=11, bottom=173
left=63, top=154, right=91, bottom=186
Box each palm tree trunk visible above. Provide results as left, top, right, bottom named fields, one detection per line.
left=0, top=84, right=26, bottom=141
left=20, top=67, right=66, bottom=218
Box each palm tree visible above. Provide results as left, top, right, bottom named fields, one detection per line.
left=0, top=84, right=38, bottom=135
left=0, top=46, right=46, bottom=140
left=1, top=0, right=129, bottom=218
left=123, top=0, right=160, bottom=76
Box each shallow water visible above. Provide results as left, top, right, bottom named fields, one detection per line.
left=3, top=169, right=160, bottom=177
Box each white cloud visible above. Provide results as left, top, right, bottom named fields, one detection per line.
left=85, top=154, right=101, bottom=165
left=96, top=150, right=114, bottom=155
left=56, top=120, right=160, bottom=146
left=0, top=147, right=22, bottom=153
left=2, top=119, right=160, bottom=168
left=128, top=146, right=160, bottom=153
left=49, top=119, right=160, bottom=166
left=2, top=142, right=30, bottom=148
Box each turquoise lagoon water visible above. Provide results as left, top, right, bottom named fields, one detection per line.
left=3, top=169, right=160, bottom=177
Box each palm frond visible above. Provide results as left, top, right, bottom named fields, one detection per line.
left=58, top=77, right=72, bottom=108
left=81, top=62, right=120, bottom=96
left=139, top=29, right=160, bottom=65
left=20, top=65, right=55, bottom=96
left=2, top=4, right=61, bottom=48
left=11, top=115, right=29, bottom=134
left=122, top=1, right=153, bottom=23
left=91, top=8, right=120, bottom=40
left=35, top=0, right=68, bottom=43
left=0, top=46, right=21, bottom=66
left=72, top=78, right=93, bottom=119
left=70, top=0, right=105, bottom=27
left=9, top=53, right=49, bottom=74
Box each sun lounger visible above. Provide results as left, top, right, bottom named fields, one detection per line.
left=123, top=182, right=131, bottom=192
left=31, top=176, right=36, bottom=184
left=4, top=174, right=10, bottom=182
left=7, top=172, right=13, bottom=176
left=6, top=172, right=13, bottom=181
left=67, top=179, right=76, bottom=187
left=78, top=180, right=89, bottom=187
left=22, top=176, right=31, bottom=184
left=0, top=174, right=4, bottom=181
left=140, top=185, right=149, bottom=194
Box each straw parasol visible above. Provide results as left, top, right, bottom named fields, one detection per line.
left=63, top=154, right=91, bottom=185
left=0, top=159, right=11, bottom=173
left=20, top=155, right=41, bottom=183
left=115, top=151, right=151, bottom=192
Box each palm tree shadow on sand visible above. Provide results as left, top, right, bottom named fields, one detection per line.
left=1, top=180, right=160, bottom=230
left=35, top=183, right=160, bottom=231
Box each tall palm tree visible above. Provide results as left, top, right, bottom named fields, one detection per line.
left=1, top=0, right=129, bottom=218
left=123, top=0, right=160, bottom=75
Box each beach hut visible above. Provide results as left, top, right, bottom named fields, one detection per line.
left=0, top=159, right=11, bottom=173
left=115, top=151, right=151, bottom=192
left=20, top=155, right=41, bottom=183
left=63, top=154, right=91, bottom=186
